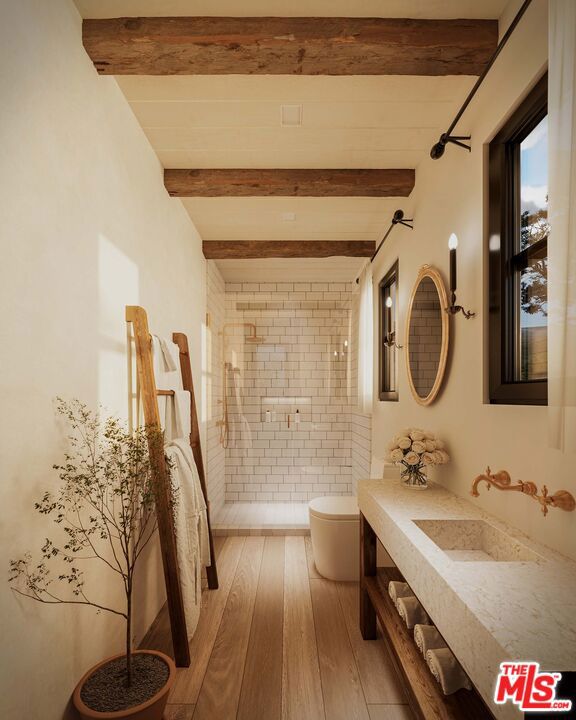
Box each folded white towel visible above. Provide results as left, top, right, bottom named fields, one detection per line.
left=414, top=624, right=447, bottom=655
left=426, top=647, right=472, bottom=695
left=396, top=595, right=430, bottom=629
left=388, top=580, right=412, bottom=604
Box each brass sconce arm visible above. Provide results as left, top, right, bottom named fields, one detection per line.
left=445, top=291, right=475, bottom=319
left=383, top=330, right=403, bottom=350
left=471, top=467, right=576, bottom=517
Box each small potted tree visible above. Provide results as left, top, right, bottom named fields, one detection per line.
left=9, top=399, right=176, bottom=720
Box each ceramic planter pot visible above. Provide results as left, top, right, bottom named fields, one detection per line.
left=72, top=650, right=175, bottom=720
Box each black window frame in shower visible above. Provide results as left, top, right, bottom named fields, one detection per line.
left=378, top=260, right=399, bottom=402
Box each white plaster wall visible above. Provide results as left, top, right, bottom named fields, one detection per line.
left=371, top=0, right=576, bottom=561
left=0, top=1, right=206, bottom=717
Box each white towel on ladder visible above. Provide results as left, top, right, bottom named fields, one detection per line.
left=174, top=390, right=191, bottom=441
left=151, top=335, right=184, bottom=433
left=164, top=438, right=210, bottom=640
left=148, top=336, right=209, bottom=639
left=166, top=390, right=191, bottom=442
left=158, top=337, right=179, bottom=371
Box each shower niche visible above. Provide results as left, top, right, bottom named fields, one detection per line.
left=261, top=396, right=312, bottom=425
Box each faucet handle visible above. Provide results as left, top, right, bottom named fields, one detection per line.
left=539, top=486, right=550, bottom=517
left=493, top=470, right=511, bottom=487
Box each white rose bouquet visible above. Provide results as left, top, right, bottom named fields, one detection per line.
left=385, top=428, right=449, bottom=489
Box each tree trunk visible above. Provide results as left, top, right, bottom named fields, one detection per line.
left=126, top=587, right=132, bottom=687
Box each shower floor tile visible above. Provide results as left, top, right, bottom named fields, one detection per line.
left=212, top=502, right=310, bottom=535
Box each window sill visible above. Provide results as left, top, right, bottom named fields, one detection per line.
left=379, top=391, right=399, bottom=402
left=489, top=381, right=547, bottom=406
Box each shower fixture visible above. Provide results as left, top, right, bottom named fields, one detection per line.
left=217, top=323, right=265, bottom=447
left=221, top=322, right=265, bottom=345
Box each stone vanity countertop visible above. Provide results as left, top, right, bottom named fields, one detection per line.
left=358, top=479, right=576, bottom=720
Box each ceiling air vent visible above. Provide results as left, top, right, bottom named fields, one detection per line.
left=280, top=104, right=303, bottom=127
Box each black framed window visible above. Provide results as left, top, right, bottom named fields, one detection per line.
left=488, top=73, right=548, bottom=405
left=379, top=260, right=399, bottom=401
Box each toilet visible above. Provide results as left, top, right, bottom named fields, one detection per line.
left=308, top=496, right=359, bottom=581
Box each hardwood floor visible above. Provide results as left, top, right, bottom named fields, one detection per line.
left=212, top=502, right=310, bottom=534
left=143, top=536, right=413, bottom=720
left=237, top=536, right=284, bottom=720
left=282, top=536, right=325, bottom=720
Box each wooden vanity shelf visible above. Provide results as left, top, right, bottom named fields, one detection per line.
left=360, top=514, right=494, bottom=720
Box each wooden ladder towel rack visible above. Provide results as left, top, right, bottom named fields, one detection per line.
left=126, top=306, right=218, bottom=666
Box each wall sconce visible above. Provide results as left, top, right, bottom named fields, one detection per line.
left=445, top=234, right=475, bottom=319
left=383, top=296, right=403, bottom=349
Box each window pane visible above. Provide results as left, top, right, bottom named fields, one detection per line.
left=520, top=116, right=548, bottom=250
left=383, top=343, right=396, bottom=392
left=518, top=249, right=548, bottom=380
left=517, top=116, right=548, bottom=381
left=385, top=281, right=397, bottom=392
left=380, top=270, right=398, bottom=398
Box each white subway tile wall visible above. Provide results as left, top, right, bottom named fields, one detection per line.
left=219, top=281, right=368, bottom=503
left=205, top=261, right=226, bottom=516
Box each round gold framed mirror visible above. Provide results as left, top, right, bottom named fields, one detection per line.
left=405, top=265, right=450, bottom=406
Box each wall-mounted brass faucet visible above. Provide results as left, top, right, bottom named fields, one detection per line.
left=471, top=467, right=576, bottom=517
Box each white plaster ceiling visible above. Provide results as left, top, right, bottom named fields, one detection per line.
left=215, top=257, right=367, bottom=283
left=74, top=1, right=508, bottom=281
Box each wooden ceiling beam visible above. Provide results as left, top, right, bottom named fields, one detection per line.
left=203, top=241, right=375, bottom=259
left=82, top=17, right=498, bottom=76
left=165, top=169, right=414, bottom=197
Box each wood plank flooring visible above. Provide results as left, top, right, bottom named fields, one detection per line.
left=283, top=536, right=325, bottom=720
left=212, top=502, right=310, bottom=535
left=143, top=536, right=413, bottom=720
left=237, top=536, right=284, bottom=720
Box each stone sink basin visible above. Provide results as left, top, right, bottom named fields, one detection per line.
left=413, top=519, right=542, bottom=563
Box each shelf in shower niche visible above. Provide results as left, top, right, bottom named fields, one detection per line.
left=261, top=396, right=311, bottom=423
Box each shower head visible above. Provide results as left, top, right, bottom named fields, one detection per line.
left=222, top=322, right=265, bottom=345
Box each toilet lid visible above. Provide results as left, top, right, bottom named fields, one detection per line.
left=308, top=496, right=359, bottom=521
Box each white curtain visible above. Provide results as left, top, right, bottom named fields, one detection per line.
left=357, top=261, right=374, bottom=414
left=548, top=0, right=576, bottom=452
